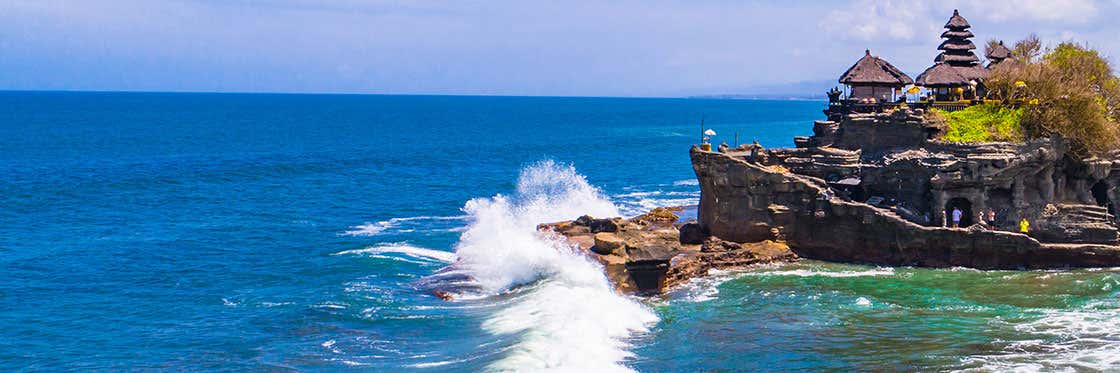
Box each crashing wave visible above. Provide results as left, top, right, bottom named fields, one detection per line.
left=448, top=160, right=658, bottom=371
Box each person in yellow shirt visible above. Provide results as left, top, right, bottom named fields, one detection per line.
left=1019, top=218, right=1030, bottom=234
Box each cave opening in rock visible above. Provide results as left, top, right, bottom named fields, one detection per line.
left=945, top=198, right=973, bottom=227
left=1091, top=180, right=1114, bottom=217
left=1092, top=181, right=1109, bottom=206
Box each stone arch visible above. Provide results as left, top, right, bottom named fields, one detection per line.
left=945, top=197, right=973, bottom=227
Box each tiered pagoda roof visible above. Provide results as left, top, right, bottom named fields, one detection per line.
left=915, top=62, right=969, bottom=87
left=838, top=50, right=913, bottom=86
left=920, top=9, right=985, bottom=86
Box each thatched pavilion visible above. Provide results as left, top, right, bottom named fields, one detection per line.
left=917, top=10, right=986, bottom=100
left=986, top=41, right=1013, bottom=68
left=838, top=50, right=913, bottom=102
left=915, top=62, right=971, bottom=100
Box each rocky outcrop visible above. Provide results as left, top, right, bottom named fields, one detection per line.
left=691, top=146, right=1120, bottom=269
left=538, top=208, right=797, bottom=294
left=809, top=110, right=944, bottom=154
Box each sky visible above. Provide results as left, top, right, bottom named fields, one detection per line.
left=2, top=0, right=1119, bottom=97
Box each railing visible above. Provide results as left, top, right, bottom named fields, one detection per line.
left=826, top=99, right=981, bottom=118
left=922, top=102, right=970, bottom=112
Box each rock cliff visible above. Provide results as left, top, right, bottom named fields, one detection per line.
left=691, top=108, right=1120, bottom=270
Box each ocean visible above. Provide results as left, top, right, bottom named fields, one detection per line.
left=1, top=92, right=1117, bottom=371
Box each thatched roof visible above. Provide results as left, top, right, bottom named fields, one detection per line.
left=916, top=62, right=971, bottom=87
left=838, top=50, right=914, bottom=85
left=986, top=41, right=1012, bottom=60
left=954, top=65, right=989, bottom=81
left=944, top=9, right=970, bottom=30
left=936, top=52, right=980, bottom=64
left=938, top=39, right=977, bottom=52
left=941, top=30, right=975, bottom=39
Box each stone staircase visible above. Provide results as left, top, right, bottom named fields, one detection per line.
left=1035, top=204, right=1119, bottom=244
left=1056, top=204, right=1113, bottom=224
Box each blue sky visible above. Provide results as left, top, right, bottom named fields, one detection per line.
left=2, top=0, right=1118, bottom=97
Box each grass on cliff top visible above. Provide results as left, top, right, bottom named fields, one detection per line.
left=932, top=104, right=1024, bottom=143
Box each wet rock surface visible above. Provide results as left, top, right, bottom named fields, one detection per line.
left=538, top=208, right=797, bottom=294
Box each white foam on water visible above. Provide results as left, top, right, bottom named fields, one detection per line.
left=342, top=215, right=469, bottom=236
left=342, top=221, right=394, bottom=236
left=616, top=196, right=699, bottom=217
left=745, top=267, right=896, bottom=278
left=334, top=243, right=458, bottom=263
left=662, top=269, right=742, bottom=303
left=453, top=160, right=658, bottom=372
left=962, top=302, right=1120, bottom=371
left=672, top=179, right=700, bottom=186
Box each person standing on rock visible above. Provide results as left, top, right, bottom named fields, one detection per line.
left=951, top=207, right=962, bottom=228
left=1020, top=218, right=1030, bottom=234
left=987, top=209, right=997, bottom=230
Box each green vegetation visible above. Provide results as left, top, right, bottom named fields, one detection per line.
left=985, top=36, right=1120, bottom=155
left=934, top=104, right=1024, bottom=143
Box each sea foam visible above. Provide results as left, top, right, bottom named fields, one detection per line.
left=334, top=243, right=458, bottom=263
left=453, top=160, right=658, bottom=371
left=342, top=215, right=469, bottom=236
left=963, top=300, right=1120, bottom=371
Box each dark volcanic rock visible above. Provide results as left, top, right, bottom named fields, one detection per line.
left=678, top=222, right=707, bottom=244
left=625, top=259, right=672, bottom=294
left=691, top=143, right=1120, bottom=269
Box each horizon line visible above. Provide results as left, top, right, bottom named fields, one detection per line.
left=0, top=89, right=827, bottom=101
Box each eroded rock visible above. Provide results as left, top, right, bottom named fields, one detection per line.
left=539, top=210, right=800, bottom=295
left=592, top=232, right=624, bottom=255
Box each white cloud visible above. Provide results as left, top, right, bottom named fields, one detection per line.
left=821, top=1, right=934, bottom=42
left=1, top=0, right=1118, bottom=96
left=973, top=0, right=1099, bottom=23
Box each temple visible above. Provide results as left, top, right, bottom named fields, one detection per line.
left=686, top=10, right=1120, bottom=271
left=829, top=9, right=1008, bottom=114
left=985, top=41, right=1013, bottom=68
left=527, top=9, right=1120, bottom=296
left=838, top=50, right=913, bottom=102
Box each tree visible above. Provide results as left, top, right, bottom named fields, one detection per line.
left=985, top=39, right=1120, bottom=156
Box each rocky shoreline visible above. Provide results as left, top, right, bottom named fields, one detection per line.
left=537, top=208, right=798, bottom=294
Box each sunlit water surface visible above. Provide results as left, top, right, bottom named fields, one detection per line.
left=1, top=93, right=1116, bottom=371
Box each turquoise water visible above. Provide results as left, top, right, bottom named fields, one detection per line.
left=1, top=92, right=1117, bottom=371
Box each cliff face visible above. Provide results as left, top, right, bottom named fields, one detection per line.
left=692, top=109, right=1120, bottom=269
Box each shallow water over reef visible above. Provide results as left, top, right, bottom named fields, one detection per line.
left=639, top=262, right=1120, bottom=371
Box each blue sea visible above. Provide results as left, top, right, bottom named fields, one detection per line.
left=2, top=92, right=1118, bottom=371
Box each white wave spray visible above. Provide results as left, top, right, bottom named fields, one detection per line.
left=453, top=160, right=658, bottom=371
left=334, top=243, right=458, bottom=263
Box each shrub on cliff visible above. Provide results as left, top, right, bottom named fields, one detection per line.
left=934, top=104, right=1023, bottom=143
left=986, top=38, right=1120, bottom=155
